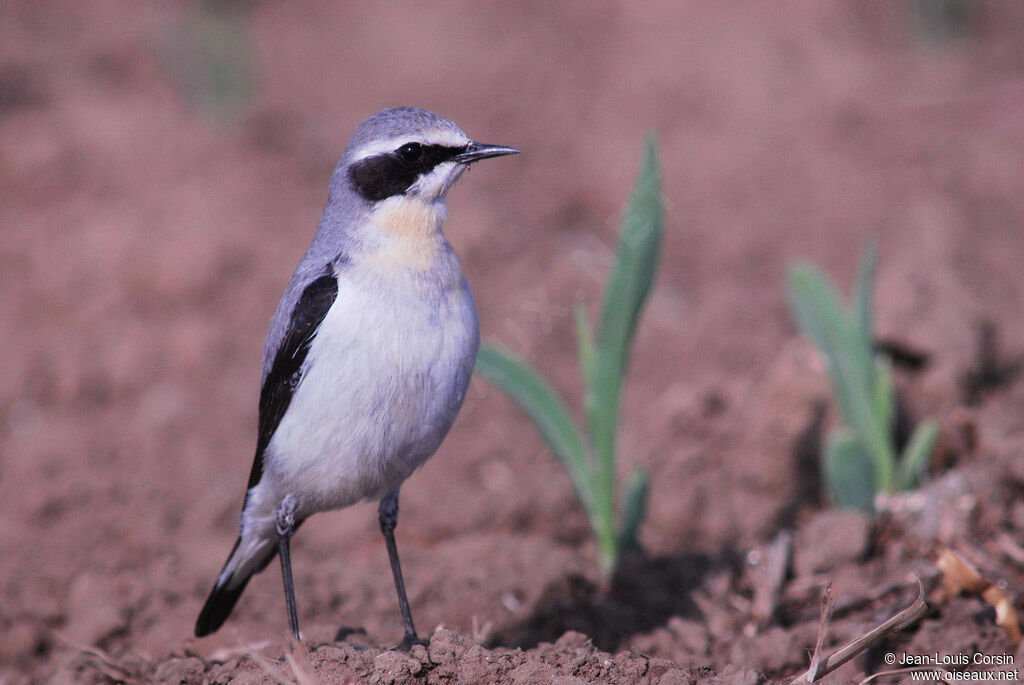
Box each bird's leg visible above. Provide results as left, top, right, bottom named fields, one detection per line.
left=378, top=491, right=425, bottom=650
left=276, top=496, right=301, bottom=642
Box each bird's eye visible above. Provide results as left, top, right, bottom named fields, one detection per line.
left=397, top=143, right=423, bottom=162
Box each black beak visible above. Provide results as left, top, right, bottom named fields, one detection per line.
left=453, top=142, right=520, bottom=164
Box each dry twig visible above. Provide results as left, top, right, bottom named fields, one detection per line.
left=791, top=577, right=928, bottom=683
left=805, top=582, right=835, bottom=681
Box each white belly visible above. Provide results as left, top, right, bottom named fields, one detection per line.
left=262, top=266, right=478, bottom=518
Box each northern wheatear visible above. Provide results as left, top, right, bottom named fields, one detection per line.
left=194, top=107, right=518, bottom=648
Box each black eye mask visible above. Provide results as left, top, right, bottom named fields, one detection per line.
left=348, top=143, right=469, bottom=202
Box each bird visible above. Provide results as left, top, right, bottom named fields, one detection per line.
left=194, top=106, right=518, bottom=648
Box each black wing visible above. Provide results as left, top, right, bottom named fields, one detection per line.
left=246, top=269, right=339, bottom=490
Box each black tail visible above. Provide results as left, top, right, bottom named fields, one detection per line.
left=194, top=536, right=277, bottom=637
left=195, top=576, right=252, bottom=637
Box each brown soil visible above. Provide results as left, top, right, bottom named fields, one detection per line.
left=3, top=2, right=1024, bottom=683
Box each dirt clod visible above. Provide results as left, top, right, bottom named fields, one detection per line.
left=793, top=510, right=872, bottom=577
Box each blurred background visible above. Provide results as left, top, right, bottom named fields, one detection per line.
left=3, top=1, right=1024, bottom=680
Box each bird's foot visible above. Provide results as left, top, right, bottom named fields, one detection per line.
left=393, top=632, right=429, bottom=651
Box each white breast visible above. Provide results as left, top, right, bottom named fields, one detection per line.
left=262, top=244, right=478, bottom=519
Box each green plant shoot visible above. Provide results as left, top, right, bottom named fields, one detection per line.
left=476, top=138, right=663, bottom=586
left=787, top=241, right=938, bottom=511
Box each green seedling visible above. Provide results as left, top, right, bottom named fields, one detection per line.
left=787, top=241, right=938, bottom=511
left=476, top=138, right=663, bottom=587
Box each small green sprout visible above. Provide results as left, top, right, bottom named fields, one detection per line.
left=476, top=138, right=663, bottom=586
left=787, top=241, right=938, bottom=511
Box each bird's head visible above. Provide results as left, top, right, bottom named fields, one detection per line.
left=340, top=107, right=518, bottom=205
